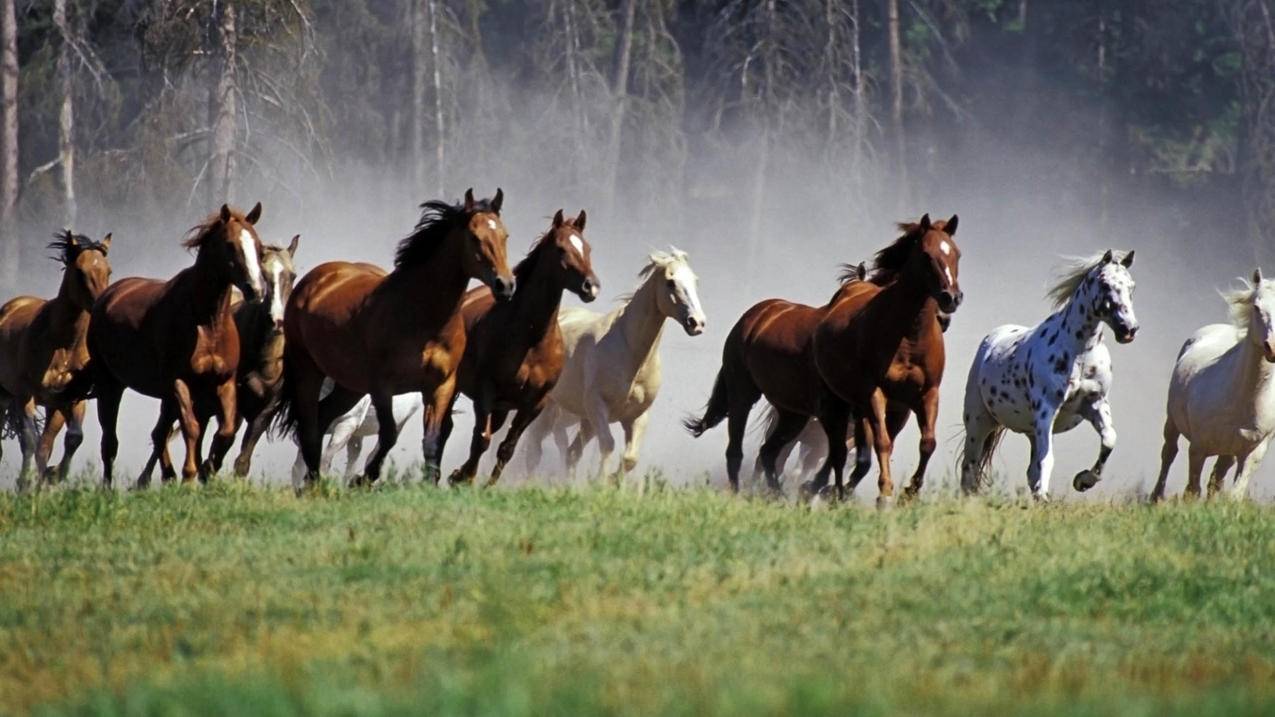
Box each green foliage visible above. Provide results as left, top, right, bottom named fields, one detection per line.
left=1, top=483, right=1273, bottom=715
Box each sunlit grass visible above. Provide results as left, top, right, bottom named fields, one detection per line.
left=0, top=478, right=1272, bottom=715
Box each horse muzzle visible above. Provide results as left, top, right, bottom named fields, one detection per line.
left=1264, top=341, right=1275, bottom=363
left=491, top=274, right=516, bottom=302
left=577, top=277, right=600, bottom=303
left=937, top=289, right=963, bottom=314
left=1115, top=325, right=1138, bottom=344
left=683, top=315, right=706, bottom=336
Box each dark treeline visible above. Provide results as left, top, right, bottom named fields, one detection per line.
left=0, top=0, right=1273, bottom=287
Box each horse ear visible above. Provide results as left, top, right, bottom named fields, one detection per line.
left=574, top=209, right=587, bottom=232
left=856, top=262, right=867, bottom=281
left=220, top=204, right=233, bottom=223
left=553, top=209, right=565, bottom=228
left=1120, top=250, right=1134, bottom=268
left=944, top=214, right=958, bottom=236
left=464, top=188, right=475, bottom=213
left=492, top=188, right=504, bottom=214
left=918, top=214, right=932, bottom=232
left=245, top=202, right=263, bottom=225
left=1102, top=249, right=1115, bottom=263
left=100, top=233, right=112, bottom=254
left=288, top=234, right=300, bottom=258
left=1255, top=267, right=1264, bottom=284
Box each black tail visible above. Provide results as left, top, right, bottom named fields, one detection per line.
left=269, top=343, right=303, bottom=441
left=683, top=366, right=731, bottom=438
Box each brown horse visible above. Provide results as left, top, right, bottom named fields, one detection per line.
left=278, top=189, right=514, bottom=487
left=810, top=215, right=961, bottom=504
left=136, top=236, right=299, bottom=486
left=686, top=216, right=961, bottom=503
left=89, top=204, right=266, bottom=486
left=0, top=231, right=112, bottom=487
left=442, top=209, right=599, bottom=486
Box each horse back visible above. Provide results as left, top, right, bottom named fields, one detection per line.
left=731, top=297, right=827, bottom=414
left=0, top=296, right=45, bottom=395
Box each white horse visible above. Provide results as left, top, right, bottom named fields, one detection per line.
left=521, top=249, right=706, bottom=478
left=960, top=250, right=1139, bottom=500
left=289, top=379, right=423, bottom=489
left=1151, top=269, right=1275, bottom=501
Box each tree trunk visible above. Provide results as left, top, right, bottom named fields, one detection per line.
left=1095, top=7, right=1108, bottom=231
left=886, top=0, right=906, bottom=207
left=427, top=0, right=445, bottom=197
left=748, top=0, right=778, bottom=270
left=412, top=0, right=427, bottom=190
left=850, top=0, right=865, bottom=192
left=209, top=1, right=238, bottom=205
left=55, top=0, right=76, bottom=227
left=605, top=0, right=637, bottom=211
left=0, top=0, right=17, bottom=285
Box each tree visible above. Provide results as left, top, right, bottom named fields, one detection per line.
left=209, top=0, right=239, bottom=204
left=54, top=0, right=75, bottom=226
left=0, top=0, right=16, bottom=285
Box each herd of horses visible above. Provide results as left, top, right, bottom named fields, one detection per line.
left=0, top=190, right=1272, bottom=504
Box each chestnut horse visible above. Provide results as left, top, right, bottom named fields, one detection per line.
left=441, top=209, right=600, bottom=486
left=135, top=236, right=299, bottom=486
left=687, top=216, right=960, bottom=504
left=278, top=189, right=514, bottom=487
left=89, top=204, right=266, bottom=486
left=0, top=231, right=112, bottom=488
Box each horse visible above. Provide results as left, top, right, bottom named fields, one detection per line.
left=277, top=189, right=514, bottom=487
left=1150, top=269, right=1275, bottom=501
left=960, top=250, right=1138, bottom=500
left=89, top=203, right=266, bottom=485
left=441, top=209, right=600, bottom=486
left=521, top=249, right=706, bottom=478
left=687, top=216, right=960, bottom=504
left=0, top=230, right=112, bottom=488
left=289, top=380, right=423, bottom=490
left=135, top=236, right=299, bottom=486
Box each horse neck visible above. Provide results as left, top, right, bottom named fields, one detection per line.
left=508, top=252, right=567, bottom=341
left=187, top=243, right=238, bottom=325
left=614, top=278, right=667, bottom=369
left=390, top=229, right=471, bottom=315
left=239, top=302, right=284, bottom=369
left=1230, top=332, right=1275, bottom=402
left=1049, top=280, right=1106, bottom=353
left=857, top=271, right=934, bottom=352
left=46, top=271, right=91, bottom=330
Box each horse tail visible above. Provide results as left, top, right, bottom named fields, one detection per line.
left=270, top=341, right=304, bottom=441
left=683, top=367, right=731, bottom=437
left=958, top=424, right=1006, bottom=490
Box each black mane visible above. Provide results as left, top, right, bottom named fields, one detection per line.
left=47, top=229, right=105, bottom=265
left=395, top=197, right=494, bottom=268
left=867, top=222, right=927, bottom=283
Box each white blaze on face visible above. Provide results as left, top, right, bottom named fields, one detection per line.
left=239, top=229, right=262, bottom=295
left=266, top=260, right=286, bottom=324
left=944, top=266, right=954, bottom=286
left=672, top=263, right=705, bottom=322
left=568, top=233, right=585, bottom=257
left=487, top=219, right=498, bottom=231
left=939, top=240, right=952, bottom=256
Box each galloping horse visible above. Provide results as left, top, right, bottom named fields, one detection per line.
left=688, top=216, right=960, bottom=504
left=278, top=189, right=514, bottom=486
left=89, top=204, right=266, bottom=485
left=289, top=383, right=423, bottom=490
left=442, top=209, right=599, bottom=486
left=0, top=231, right=112, bottom=487
left=1151, top=269, right=1275, bottom=501
left=960, top=250, right=1138, bottom=500
left=135, top=237, right=299, bottom=486
left=522, top=249, right=705, bottom=478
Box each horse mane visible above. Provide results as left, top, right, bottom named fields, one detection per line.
left=182, top=208, right=246, bottom=250
left=868, top=219, right=949, bottom=283
left=47, top=229, right=104, bottom=265
left=396, top=198, right=492, bottom=269
left=1044, top=251, right=1129, bottom=308
left=1221, top=278, right=1274, bottom=334
left=619, top=247, right=693, bottom=302
left=512, top=229, right=558, bottom=283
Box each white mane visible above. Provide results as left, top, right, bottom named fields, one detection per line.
left=1044, top=251, right=1130, bottom=308
left=1222, top=278, right=1275, bottom=334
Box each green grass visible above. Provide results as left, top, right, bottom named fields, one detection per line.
left=1, top=479, right=1273, bottom=715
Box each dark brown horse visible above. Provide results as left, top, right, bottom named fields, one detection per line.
left=442, top=209, right=599, bottom=486
left=686, top=216, right=961, bottom=504
left=89, top=204, right=266, bottom=485
left=0, top=231, right=112, bottom=487
left=136, top=236, right=299, bottom=486
left=810, top=215, right=961, bottom=504
left=278, top=189, right=514, bottom=487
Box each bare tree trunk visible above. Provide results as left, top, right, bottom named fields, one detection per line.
left=209, top=1, right=238, bottom=204
left=824, top=0, right=839, bottom=146
left=886, top=0, right=907, bottom=207
left=55, top=0, right=76, bottom=227
left=605, top=0, right=637, bottom=211
left=850, top=0, right=865, bottom=191
left=1095, top=7, right=1108, bottom=231
left=748, top=0, right=778, bottom=268
left=412, top=0, right=427, bottom=190
left=427, top=0, right=445, bottom=197
left=0, top=0, right=17, bottom=285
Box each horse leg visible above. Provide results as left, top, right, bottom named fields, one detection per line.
left=15, top=398, right=39, bottom=491
left=36, top=406, right=67, bottom=484
left=1207, top=455, right=1236, bottom=498
left=95, top=379, right=125, bottom=488
left=233, top=393, right=280, bottom=477
left=138, top=402, right=176, bottom=489
left=808, top=401, right=850, bottom=501
left=1150, top=416, right=1180, bottom=502
left=1073, top=399, right=1116, bottom=493
left=1230, top=440, right=1268, bottom=500
left=321, top=413, right=359, bottom=478
left=847, top=417, right=873, bottom=492
left=451, top=394, right=493, bottom=486
left=619, top=411, right=649, bottom=476
left=345, top=436, right=365, bottom=479
left=757, top=408, right=808, bottom=494
left=566, top=419, right=594, bottom=475
left=490, top=401, right=549, bottom=487
left=866, top=390, right=896, bottom=506
left=356, top=391, right=401, bottom=486
left=520, top=403, right=554, bottom=477
left=203, top=378, right=238, bottom=480
left=170, top=379, right=202, bottom=483
left=1027, top=408, right=1059, bottom=501
left=902, top=390, right=939, bottom=502
left=1183, top=443, right=1208, bottom=500
left=420, top=375, right=459, bottom=484
left=55, top=401, right=85, bottom=483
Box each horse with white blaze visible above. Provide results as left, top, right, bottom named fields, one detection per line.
left=960, top=250, right=1139, bottom=500
left=1150, top=269, right=1275, bottom=501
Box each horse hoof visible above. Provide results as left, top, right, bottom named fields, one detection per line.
left=798, top=481, right=824, bottom=501
left=899, top=486, right=919, bottom=505
left=1072, top=470, right=1100, bottom=492
left=349, top=474, right=374, bottom=489
left=876, top=495, right=895, bottom=510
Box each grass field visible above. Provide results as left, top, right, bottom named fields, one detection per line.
left=1, top=478, right=1274, bottom=716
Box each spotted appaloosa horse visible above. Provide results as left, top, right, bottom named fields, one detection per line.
left=960, top=250, right=1138, bottom=500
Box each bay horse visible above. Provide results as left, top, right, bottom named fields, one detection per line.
left=289, top=382, right=423, bottom=490
left=89, top=203, right=266, bottom=486
left=135, top=236, right=299, bottom=486
left=278, top=189, right=514, bottom=487
left=960, top=250, right=1137, bottom=500
left=0, top=231, right=112, bottom=488
left=521, top=249, right=706, bottom=479
left=1151, top=269, right=1271, bottom=501
left=441, top=209, right=600, bottom=486
left=687, top=216, right=960, bottom=504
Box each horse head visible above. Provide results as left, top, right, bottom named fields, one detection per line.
left=1092, top=249, right=1139, bottom=344
left=648, top=249, right=706, bottom=336
left=188, top=203, right=266, bottom=303
left=544, top=209, right=599, bottom=302
left=50, top=230, right=112, bottom=311
left=262, top=235, right=299, bottom=332
left=461, top=188, right=515, bottom=301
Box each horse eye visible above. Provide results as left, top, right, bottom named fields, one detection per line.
left=666, top=279, right=676, bottom=289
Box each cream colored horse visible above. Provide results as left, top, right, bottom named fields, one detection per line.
left=521, top=249, right=706, bottom=478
